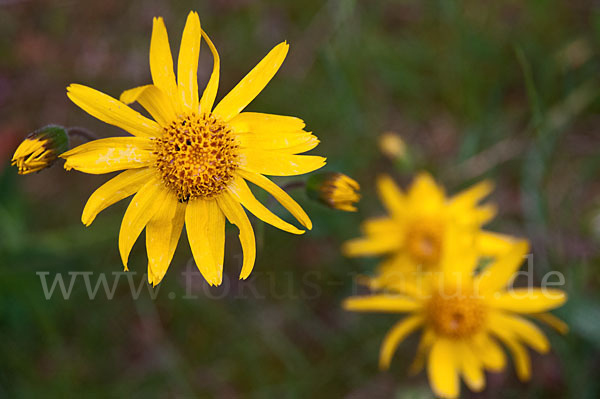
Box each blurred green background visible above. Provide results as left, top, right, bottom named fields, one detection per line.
left=1, top=0, right=599, bottom=397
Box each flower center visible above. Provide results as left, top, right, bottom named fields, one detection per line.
left=405, top=219, right=444, bottom=266
left=427, top=287, right=486, bottom=338
left=154, top=113, right=238, bottom=201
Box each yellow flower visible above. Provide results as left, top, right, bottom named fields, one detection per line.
left=12, top=125, right=69, bottom=174
left=306, top=172, right=361, bottom=212
left=378, top=131, right=406, bottom=161
left=343, top=173, right=514, bottom=290
left=344, top=240, right=567, bottom=399
left=60, top=12, right=325, bottom=286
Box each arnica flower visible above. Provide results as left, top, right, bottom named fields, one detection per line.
left=12, top=125, right=69, bottom=174
left=60, top=12, right=325, bottom=286
left=342, top=173, right=514, bottom=290
left=306, top=172, right=360, bottom=212
left=343, top=240, right=567, bottom=399
left=378, top=131, right=406, bottom=161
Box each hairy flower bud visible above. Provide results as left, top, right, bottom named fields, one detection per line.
left=307, top=172, right=360, bottom=212
left=11, top=125, right=69, bottom=174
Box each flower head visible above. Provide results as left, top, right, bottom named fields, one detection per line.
left=343, top=240, right=567, bottom=399
left=12, top=125, right=69, bottom=174
left=343, top=173, right=515, bottom=290
left=307, top=172, right=360, bottom=212
left=61, top=12, right=325, bottom=286
left=378, top=131, right=406, bottom=161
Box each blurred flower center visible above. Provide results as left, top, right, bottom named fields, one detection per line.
left=154, top=113, right=239, bottom=202
left=427, top=287, right=486, bottom=338
left=405, top=219, right=444, bottom=265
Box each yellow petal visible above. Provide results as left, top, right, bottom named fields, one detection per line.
left=475, top=240, right=530, bottom=294
left=376, top=259, right=426, bottom=297
left=343, top=295, right=421, bottom=313
left=67, top=84, right=162, bottom=137
left=146, top=191, right=185, bottom=286
left=236, top=131, right=318, bottom=152
left=476, top=231, right=515, bottom=257
left=472, top=333, right=506, bottom=371
left=177, top=11, right=201, bottom=112
left=61, top=137, right=155, bottom=174
left=82, top=168, right=155, bottom=226
left=119, top=178, right=169, bottom=269
left=409, top=328, right=435, bottom=375
left=379, top=315, right=423, bottom=370
left=228, top=112, right=305, bottom=134
left=12, top=139, right=43, bottom=161
left=490, top=327, right=532, bottom=381
left=62, top=137, right=154, bottom=157
left=150, top=17, right=178, bottom=112
left=488, top=312, right=549, bottom=353
left=439, top=225, right=479, bottom=277
left=531, top=312, right=569, bottom=335
left=487, top=289, right=567, bottom=313
left=199, top=29, right=220, bottom=113
left=408, top=172, right=446, bottom=213
left=217, top=191, right=256, bottom=280
left=185, top=198, right=225, bottom=286
left=237, top=169, right=312, bottom=229
left=473, top=204, right=497, bottom=225
left=268, top=137, right=320, bottom=154
left=371, top=255, right=412, bottom=290
left=120, top=85, right=177, bottom=125
left=226, top=176, right=304, bottom=235
left=342, top=235, right=401, bottom=257
left=427, top=339, right=459, bottom=399
left=240, top=150, right=326, bottom=176
left=459, top=342, right=485, bottom=392
left=362, top=217, right=401, bottom=236
left=213, top=42, right=289, bottom=121
left=376, top=175, right=406, bottom=218
left=449, top=179, right=493, bottom=209
left=507, top=338, right=531, bottom=381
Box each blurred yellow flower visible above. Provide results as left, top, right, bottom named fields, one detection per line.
left=307, top=172, right=360, bottom=212
left=61, top=11, right=325, bottom=286
left=378, top=131, right=406, bottom=160
left=12, top=125, right=69, bottom=174
left=344, top=240, right=567, bottom=399
left=343, top=173, right=514, bottom=290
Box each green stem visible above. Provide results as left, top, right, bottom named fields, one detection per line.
left=66, top=126, right=98, bottom=142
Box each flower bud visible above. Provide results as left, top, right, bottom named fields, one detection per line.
left=378, top=131, right=414, bottom=171
left=307, top=172, right=360, bottom=212
left=378, top=131, right=406, bottom=160
left=11, top=125, right=69, bottom=174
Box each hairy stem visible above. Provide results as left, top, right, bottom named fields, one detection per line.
left=67, top=126, right=98, bottom=142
